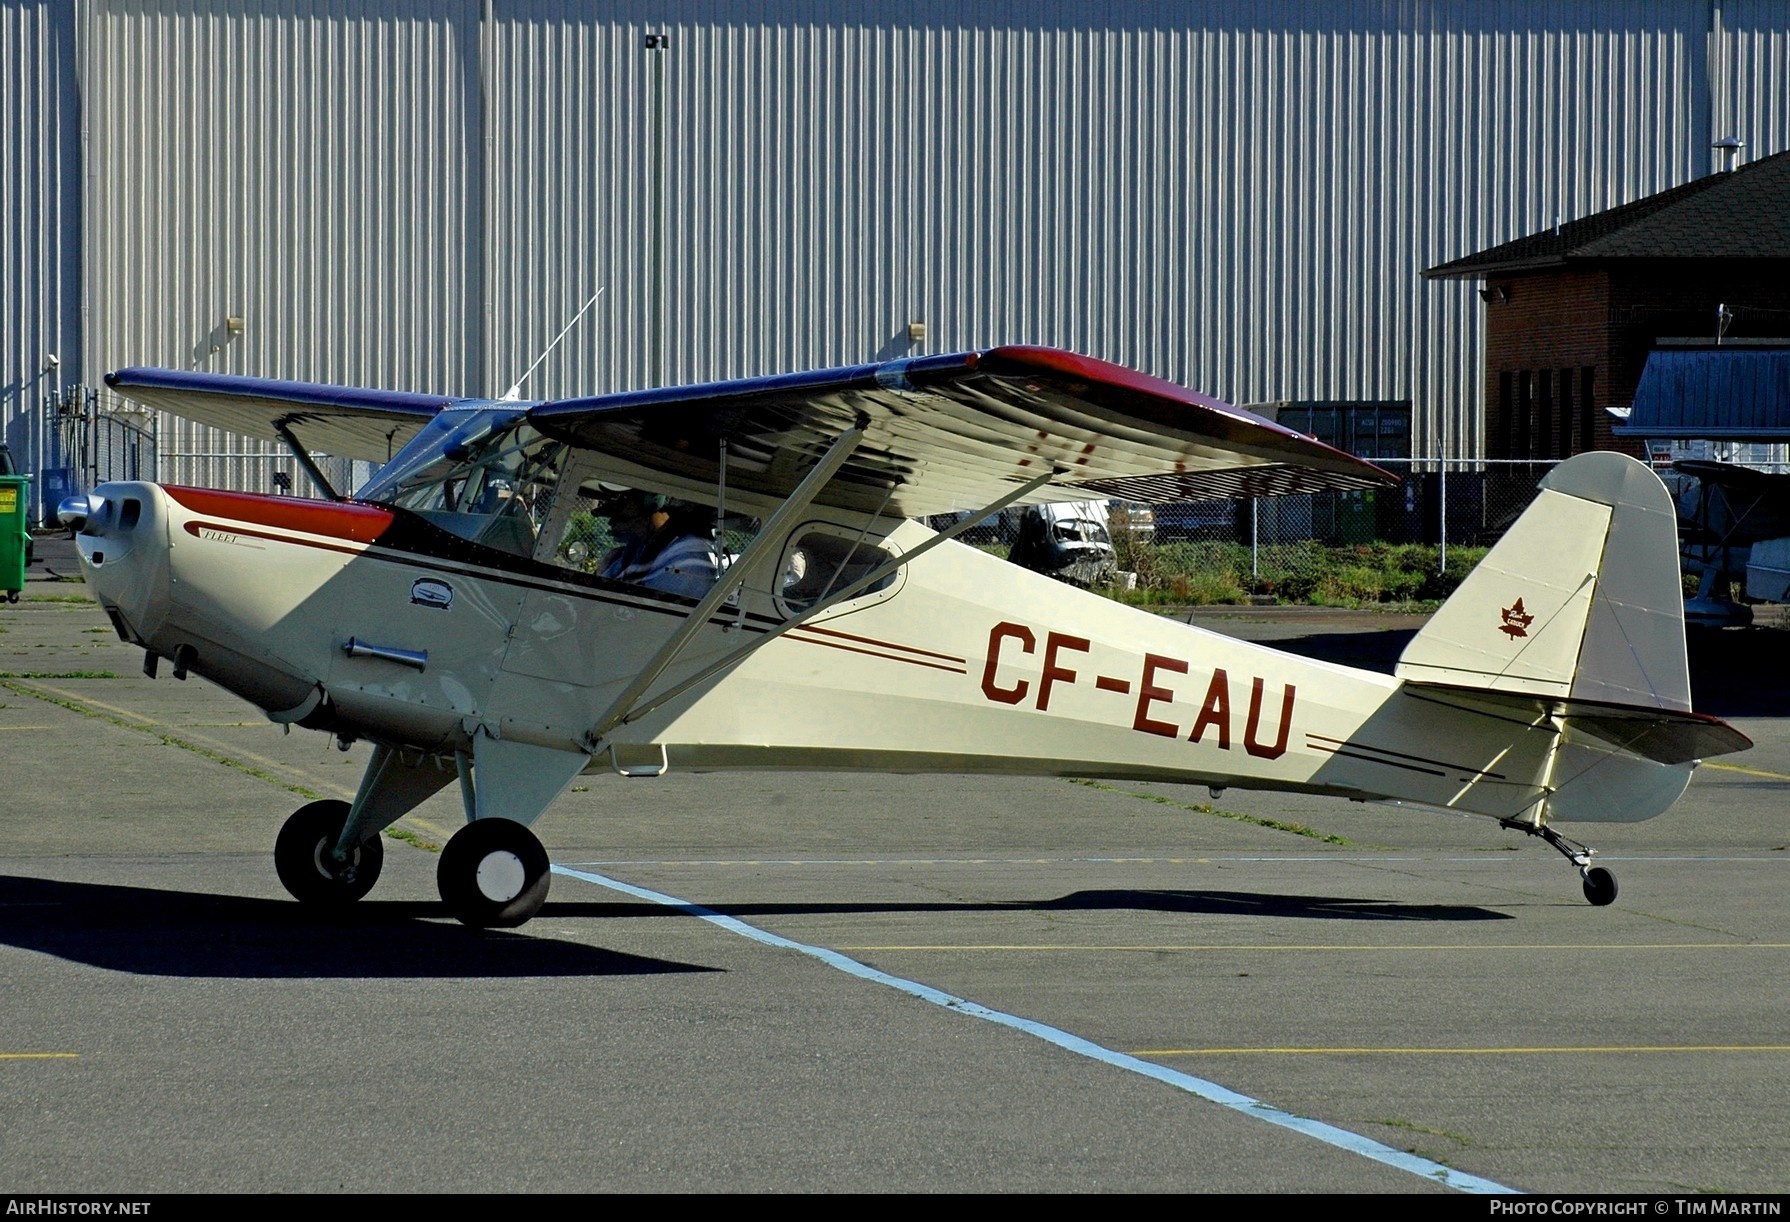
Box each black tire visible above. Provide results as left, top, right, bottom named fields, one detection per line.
left=437, top=818, right=550, bottom=928
left=1582, top=866, right=1618, bottom=907
left=274, top=799, right=383, bottom=905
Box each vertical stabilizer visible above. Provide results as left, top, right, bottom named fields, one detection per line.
left=1396, top=453, right=1690, bottom=711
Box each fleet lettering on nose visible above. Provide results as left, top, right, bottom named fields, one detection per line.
left=981, top=620, right=1294, bottom=759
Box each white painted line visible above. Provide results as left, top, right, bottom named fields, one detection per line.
left=552, top=863, right=1517, bottom=1194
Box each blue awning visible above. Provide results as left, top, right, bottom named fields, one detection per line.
left=1615, top=348, right=1790, bottom=440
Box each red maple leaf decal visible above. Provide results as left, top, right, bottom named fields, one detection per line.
left=1498, top=597, right=1534, bottom=639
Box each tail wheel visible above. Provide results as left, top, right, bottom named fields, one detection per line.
left=1582, top=866, right=1619, bottom=907
left=275, top=799, right=383, bottom=905
left=438, top=818, right=550, bottom=928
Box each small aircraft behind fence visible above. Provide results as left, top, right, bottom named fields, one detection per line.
left=62, top=346, right=1748, bottom=927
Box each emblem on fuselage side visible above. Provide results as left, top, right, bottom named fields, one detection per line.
left=410, top=578, right=454, bottom=611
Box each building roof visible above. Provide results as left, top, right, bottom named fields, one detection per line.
left=1424, top=150, right=1790, bottom=280
left=1613, top=346, right=1790, bottom=440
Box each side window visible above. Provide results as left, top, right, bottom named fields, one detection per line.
left=778, top=528, right=901, bottom=615
left=548, top=495, right=619, bottom=572
left=538, top=483, right=757, bottom=603
left=542, top=487, right=748, bottom=576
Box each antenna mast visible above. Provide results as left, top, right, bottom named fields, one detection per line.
left=501, top=287, right=606, bottom=401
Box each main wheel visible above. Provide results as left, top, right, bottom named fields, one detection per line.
left=1582, top=865, right=1618, bottom=907
left=437, top=818, right=550, bottom=928
left=274, top=799, right=384, bottom=906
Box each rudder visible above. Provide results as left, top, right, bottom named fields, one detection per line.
left=1396, top=452, right=1690, bottom=712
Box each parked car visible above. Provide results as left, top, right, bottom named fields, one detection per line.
left=1006, top=501, right=1116, bottom=587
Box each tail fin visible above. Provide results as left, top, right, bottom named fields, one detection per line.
left=1396, top=452, right=1690, bottom=712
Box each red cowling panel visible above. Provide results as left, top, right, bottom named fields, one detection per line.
left=163, top=486, right=395, bottom=545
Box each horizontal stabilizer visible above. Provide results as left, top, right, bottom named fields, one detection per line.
left=1402, top=682, right=1752, bottom=765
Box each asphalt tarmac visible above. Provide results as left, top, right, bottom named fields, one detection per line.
left=3, top=537, right=1788, bottom=1194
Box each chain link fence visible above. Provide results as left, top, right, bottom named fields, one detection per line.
left=38, top=386, right=159, bottom=518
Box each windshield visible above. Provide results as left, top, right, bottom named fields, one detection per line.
left=358, top=409, right=567, bottom=557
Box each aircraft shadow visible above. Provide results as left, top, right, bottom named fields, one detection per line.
left=543, top=889, right=1512, bottom=923
left=0, top=875, right=715, bottom=979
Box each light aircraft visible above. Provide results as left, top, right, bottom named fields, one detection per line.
left=60, top=346, right=1749, bottom=927
left=1668, top=458, right=1790, bottom=624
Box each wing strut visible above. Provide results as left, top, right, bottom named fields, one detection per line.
left=273, top=419, right=342, bottom=501
left=585, top=465, right=1058, bottom=753
left=585, top=420, right=871, bottom=746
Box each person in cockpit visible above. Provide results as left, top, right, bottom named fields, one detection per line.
left=596, top=489, right=719, bottom=599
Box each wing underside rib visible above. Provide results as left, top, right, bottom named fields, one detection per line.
left=526, top=346, right=1398, bottom=517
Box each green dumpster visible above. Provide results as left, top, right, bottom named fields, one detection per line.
left=0, top=475, right=29, bottom=602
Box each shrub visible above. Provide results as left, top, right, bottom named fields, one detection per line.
left=1104, top=539, right=1487, bottom=610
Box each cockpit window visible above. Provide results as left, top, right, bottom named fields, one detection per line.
left=361, top=410, right=877, bottom=610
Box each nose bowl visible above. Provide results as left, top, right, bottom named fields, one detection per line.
left=74, top=481, right=172, bottom=645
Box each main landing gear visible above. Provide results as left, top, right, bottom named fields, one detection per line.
left=436, top=818, right=551, bottom=928
left=274, top=799, right=384, bottom=905
left=272, top=736, right=575, bottom=928
left=1500, top=817, right=1618, bottom=907
left=273, top=800, right=553, bottom=927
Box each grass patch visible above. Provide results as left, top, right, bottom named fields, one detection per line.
left=1377, top=1117, right=1472, bottom=1146
left=0, top=670, right=118, bottom=679
left=22, top=593, right=95, bottom=604
left=1068, top=777, right=1355, bottom=846
left=0, top=676, right=323, bottom=800
left=383, top=826, right=441, bottom=853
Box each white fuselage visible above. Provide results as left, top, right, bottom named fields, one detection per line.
left=74, top=481, right=1693, bottom=827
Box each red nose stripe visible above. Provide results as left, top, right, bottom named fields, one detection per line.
left=163, top=486, right=395, bottom=544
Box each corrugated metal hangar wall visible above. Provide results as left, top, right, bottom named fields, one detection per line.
left=6, top=1, right=1790, bottom=502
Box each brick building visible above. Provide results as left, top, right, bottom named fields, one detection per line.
left=1424, top=149, right=1790, bottom=461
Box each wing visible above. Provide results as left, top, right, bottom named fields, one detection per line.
left=528, top=346, right=1397, bottom=517
left=104, top=368, right=470, bottom=464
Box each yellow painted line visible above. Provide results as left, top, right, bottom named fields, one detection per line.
left=839, top=942, right=1790, bottom=952
left=0, top=1052, right=78, bottom=1061
left=1138, top=1044, right=1790, bottom=1057
left=0, top=725, right=58, bottom=730
left=1705, top=760, right=1790, bottom=781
